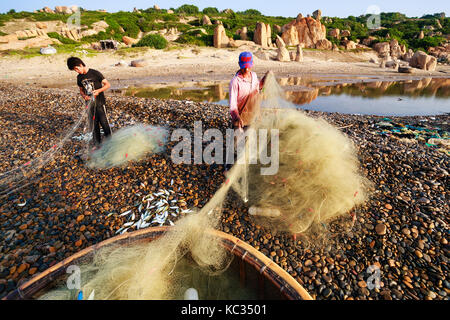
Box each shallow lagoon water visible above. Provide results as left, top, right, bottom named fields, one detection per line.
left=112, top=76, right=450, bottom=116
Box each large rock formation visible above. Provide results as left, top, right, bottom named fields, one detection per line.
left=409, top=51, right=437, bottom=71
left=329, top=28, right=340, bottom=38
left=213, top=24, right=229, bottom=48
left=389, top=39, right=404, bottom=58
left=202, top=15, right=212, bottom=26
left=362, top=36, right=376, bottom=46
left=281, top=16, right=330, bottom=49
left=373, top=42, right=390, bottom=57
left=254, top=22, right=268, bottom=47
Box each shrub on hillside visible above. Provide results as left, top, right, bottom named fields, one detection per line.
left=134, top=34, right=168, bottom=49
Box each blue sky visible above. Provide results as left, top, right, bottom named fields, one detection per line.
left=1, top=1, right=448, bottom=18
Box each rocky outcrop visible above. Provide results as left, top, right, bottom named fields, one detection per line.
left=340, top=30, right=351, bottom=37
left=254, top=22, right=268, bottom=47
left=273, top=25, right=282, bottom=33
left=122, top=36, right=138, bottom=46
left=409, top=50, right=437, bottom=71
left=373, top=42, right=390, bottom=57
left=167, top=9, right=174, bottom=14
left=329, top=28, right=340, bottom=38
left=266, top=24, right=272, bottom=47
left=313, top=9, right=322, bottom=20
left=402, top=49, right=414, bottom=62
left=281, top=16, right=328, bottom=49
left=202, top=15, right=212, bottom=26
left=277, top=47, right=290, bottom=61
left=154, top=5, right=161, bottom=10
left=43, top=7, right=54, bottom=13
left=389, top=39, right=404, bottom=58
left=362, top=36, right=376, bottom=46
left=236, top=27, right=248, bottom=40
left=295, top=45, right=303, bottom=62
left=316, top=39, right=332, bottom=50
left=419, top=31, right=424, bottom=39
left=342, top=39, right=356, bottom=50
left=213, top=24, right=229, bottom=48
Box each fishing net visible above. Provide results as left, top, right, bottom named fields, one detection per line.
left=87, top=124, right=169, bottom=169
left=38, top=71, right=371, bottom=300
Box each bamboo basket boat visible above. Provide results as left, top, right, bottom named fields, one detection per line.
left=4, top=227, right=313, bottom=300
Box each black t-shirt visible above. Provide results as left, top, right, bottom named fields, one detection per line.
left=77, top=68, right=106, bottom=105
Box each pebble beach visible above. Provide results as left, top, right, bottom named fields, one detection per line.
left=0, top=84, right=448, bottom=300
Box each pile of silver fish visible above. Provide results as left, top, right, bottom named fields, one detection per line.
left=111, top=186, right=193, bottom=235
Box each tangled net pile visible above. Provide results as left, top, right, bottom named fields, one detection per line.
left=87, top=124, right=168, bottom=169
left=39, top=72, right=371, bottom=300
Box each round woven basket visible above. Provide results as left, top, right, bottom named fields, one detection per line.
left=4, top=227, right=313, bottom=300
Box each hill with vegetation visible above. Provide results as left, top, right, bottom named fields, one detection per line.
left=0, top=5, right=448, bottom=56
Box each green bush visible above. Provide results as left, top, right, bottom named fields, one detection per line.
left=175, top=33, right=213, bottom=46
left=134, top=34, right=168, bottom=49
left=175, top=4, right=199, bottom=15
left=202, top=7, right=219, bottom=16
left=238, top=9, right=262, bottom=16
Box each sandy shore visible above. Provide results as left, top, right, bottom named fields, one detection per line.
left=2, top=46, right=450, bottom=89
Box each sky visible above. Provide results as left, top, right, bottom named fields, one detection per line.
left=0, top=0, right=448, bottom=18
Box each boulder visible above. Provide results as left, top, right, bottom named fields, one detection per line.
left=436, top=19, right=442, bottom=29
left=131, top=59, right=147, bottom=67
left=385, top=60, right=399, bottom=69
left=167, top=10, right=174, bottom=14
left=329, top=28, right=340, bottom=38
left=36, top=22, right=47, bottom=29
left=81, top=30, right=97, bottom=38
left=254, top=22, right=268, bottom=47
left=213, top=24, right=229, bottom=48
left=15, top=31, right=27, bottom=38
left=296, top=13, right=303, bottom=22
left=409, top=50, right=437, bottom=71
left=55, top=6, right=63, bottom=13
left=122, top=36, right=138, bottom=45
left=316, top=38, right=332, bottom=50
left=266, top=24, right=272, bottom=46
left=237, top=27, right=248, bottom=40
left=373, top=42, right=390, bottom=57
left=390, top=39, right=403, bottom=58
left=277, top=47, right=290, bottom=62
left=341, top=30, right=351, bottom=37
left=332, top=43, right=339, bottom=51
left=43, top=6, right=54, bottom=13
left=362, top=36, right=376, bottom=46
left=202, top=15, right=212, bottom=26
left=70, top=5, right=79, bottom=13
left=295, top=45, right=303, bottom=62
left=275, top=35, right=285, bottom=48
left=273, top=25, right=282, bottom=33
left=402, top=49, right=414, bottom=62
left=281, top=16, right=327, bottom=48
left=342, top=40, right=356, bottom=50
left=312, top=9, right=322, bottom=21
left=289, top=51, right=296, bottom=61
left=419, top=31, right=424, bottom=39
left=154, top=5, right=161, bottom=10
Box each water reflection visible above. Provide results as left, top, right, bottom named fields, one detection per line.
left=112, top=77, right=450, bottom=116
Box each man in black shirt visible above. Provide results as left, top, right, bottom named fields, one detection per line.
left=67, top=57, right=112, bottom=147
